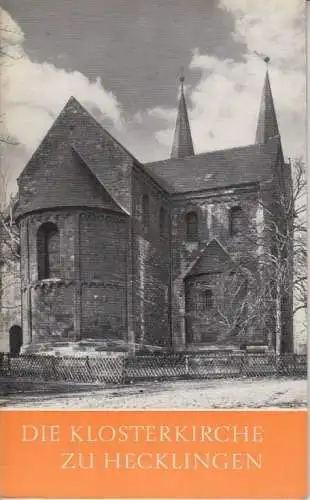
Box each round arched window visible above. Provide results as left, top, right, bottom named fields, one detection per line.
left=186, top=211, right=198, bottom=241
left=37, top=222, right=60, bottom=279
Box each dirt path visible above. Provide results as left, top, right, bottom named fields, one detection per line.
left=1, top=376, right=306, bottom=409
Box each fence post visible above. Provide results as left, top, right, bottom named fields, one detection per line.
left=185, top=355, right=189, bottom=377
left=85, top=356, right=93, bottom=382
left=121, top=357, right=127, bottom=385
left=51, top=356, right=58, bottom=379
left=240, top=353, right=245, bottom=376
left=276, top=354, right=280, bottom=376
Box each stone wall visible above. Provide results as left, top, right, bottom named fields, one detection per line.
left=79, top=210, right=128, bottom=340
left=19, top=208, right=128, bottom=349
left=132, top=166, right=171, bottom=348
left=170, top=185, right=268, bottom=350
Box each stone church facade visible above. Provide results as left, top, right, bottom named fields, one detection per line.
left=0, top=70, right=294, bottom=355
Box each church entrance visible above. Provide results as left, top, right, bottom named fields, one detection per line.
left=9, top=325, right=23, bottom=357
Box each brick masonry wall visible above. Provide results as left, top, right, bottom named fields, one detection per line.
left=19, top=208, right=129, bottom=347
left=79, top=210, right=128, bottom=340
left=30, top=283, right=75, bottom=342
left=20, top=210, right=76, bottom=346
left=170, top=186, right=269, bottom=350
left=132, top=167, right=171, bottom=348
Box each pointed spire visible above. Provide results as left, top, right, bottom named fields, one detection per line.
left=171, top=73, right=195, bottom=159
left=255, top=66, right=280, bottom=144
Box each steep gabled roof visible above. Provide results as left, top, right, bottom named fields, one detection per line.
left=71, top=148, right=129, bottom=214
left=18, top=97, right=140, bottom=215
left=19, top=96, right=140, bottom=180
left=144, top=136, right=281, bottom=194
left=179, top=239, right=231, bottom=281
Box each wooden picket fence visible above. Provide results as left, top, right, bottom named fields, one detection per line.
left=0, top=352, right=307, bottom=385
left=0, top=353, right=124, bottom=384
left=124, top=352, right=307, bottom=381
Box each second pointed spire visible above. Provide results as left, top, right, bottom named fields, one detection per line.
left=255, top=69, right=280, bottom=144
left=171, top=75, right=195, bottom=159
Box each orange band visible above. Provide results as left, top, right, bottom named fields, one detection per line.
left=1, top=410, right=307, bottom=498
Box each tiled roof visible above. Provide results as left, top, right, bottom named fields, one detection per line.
left=144, top=137, right=280, bottom=194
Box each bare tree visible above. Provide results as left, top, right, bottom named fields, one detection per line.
left=254, top=157, right=307, bottom=353
left=207, top=158, right=306, bottom=353
left=0, top=19, right=23, bottom=144
left=291, top=159, right=307, bottom=316
left=0, top=17, right=22, bottom=256
left=0, top=21, right=22, bottom=318
left=207, top=260, right=269, bottom=347
left=0, top=186, right=20, bottom=313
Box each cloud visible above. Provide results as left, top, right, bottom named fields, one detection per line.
left=0, top=7, right=122, bottom=194
left=0, top=6, right=171, bottom=193
left=0, top=1, right=306, bottom=200
left=151, top=0, right=306, bottom=159
left=147, top=106, right=177, bottom=122
left=0, top=7, right=24, bottom=59
left=220, top=0, right=305, bottom=70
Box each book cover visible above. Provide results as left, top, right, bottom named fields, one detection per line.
left=0, top=0, right=308, bottom=498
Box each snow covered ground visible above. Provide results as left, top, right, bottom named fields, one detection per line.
left=2, top=377, right=307, bottom=409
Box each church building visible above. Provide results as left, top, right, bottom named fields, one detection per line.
left=0, top=69, right=294, bottom=355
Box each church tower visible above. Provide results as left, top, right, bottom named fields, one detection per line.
left=171, top=76, right=195, bottom=158
left=255, top=65, right=294, bottom=353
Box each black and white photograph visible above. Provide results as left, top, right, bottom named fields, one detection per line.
left=0, top=0, right=307, bottom=409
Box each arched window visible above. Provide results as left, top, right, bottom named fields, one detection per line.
left=229, top=206, right=242, bottom=236
left=204, top=289, right=213, bottom=310
left=142, top=194, right=149, bottom=235
left=197, top=288, right=213, bottom=312
left=159, top=206, right=167, bottom=237
left=37, top=222, right=60, bottom=279
left=186, top=211, right=198, bottom=241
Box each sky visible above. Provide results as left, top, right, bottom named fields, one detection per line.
left=0, top=0, right=306, bottom=195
